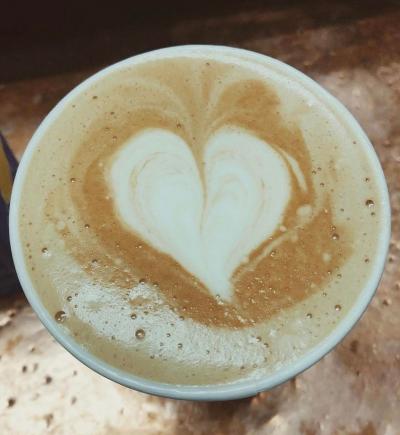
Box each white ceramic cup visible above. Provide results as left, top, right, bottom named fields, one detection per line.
left=9, top=46, right=391, bottom=401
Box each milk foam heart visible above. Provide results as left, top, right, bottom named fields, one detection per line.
left=110, top=127, right=291, bottom=300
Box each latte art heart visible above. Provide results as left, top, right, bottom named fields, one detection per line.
left=110, top=127, right=291, bottom=300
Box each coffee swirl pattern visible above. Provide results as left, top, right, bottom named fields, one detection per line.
left=19, top=49, right=382, bottom=384
left=51, top=59, right=344, bottom=327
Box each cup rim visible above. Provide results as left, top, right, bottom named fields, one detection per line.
left=9, top=44, right=391, bottom=401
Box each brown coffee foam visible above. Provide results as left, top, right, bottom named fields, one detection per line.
left=37, top=58, right=349, bottom=328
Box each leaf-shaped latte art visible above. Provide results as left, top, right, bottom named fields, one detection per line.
left=110, top=127, right=291, bottom=301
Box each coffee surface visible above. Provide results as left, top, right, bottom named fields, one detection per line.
left=19, top=47, right=383, bottom=385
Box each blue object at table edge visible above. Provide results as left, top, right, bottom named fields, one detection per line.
left=0, top=132, right=20, bottom=296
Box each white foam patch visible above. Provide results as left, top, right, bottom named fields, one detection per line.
left=280, top=149, right=308, bottom=192
left=68, top=275, right=313, bottom=372
left=109, top=127, right=291, bottom=301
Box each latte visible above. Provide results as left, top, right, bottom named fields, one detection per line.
left=17, top=46, right=384, bottom=385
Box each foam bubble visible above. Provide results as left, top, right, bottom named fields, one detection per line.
left=54, top=311, right=67, bottom=323
left=135, top=329, right=145, bottom=340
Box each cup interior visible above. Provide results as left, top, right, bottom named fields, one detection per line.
left=9, top=45, right=391, bottom=401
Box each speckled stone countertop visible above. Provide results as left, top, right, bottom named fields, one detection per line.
left=0, top=2, right=399, bottom=434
